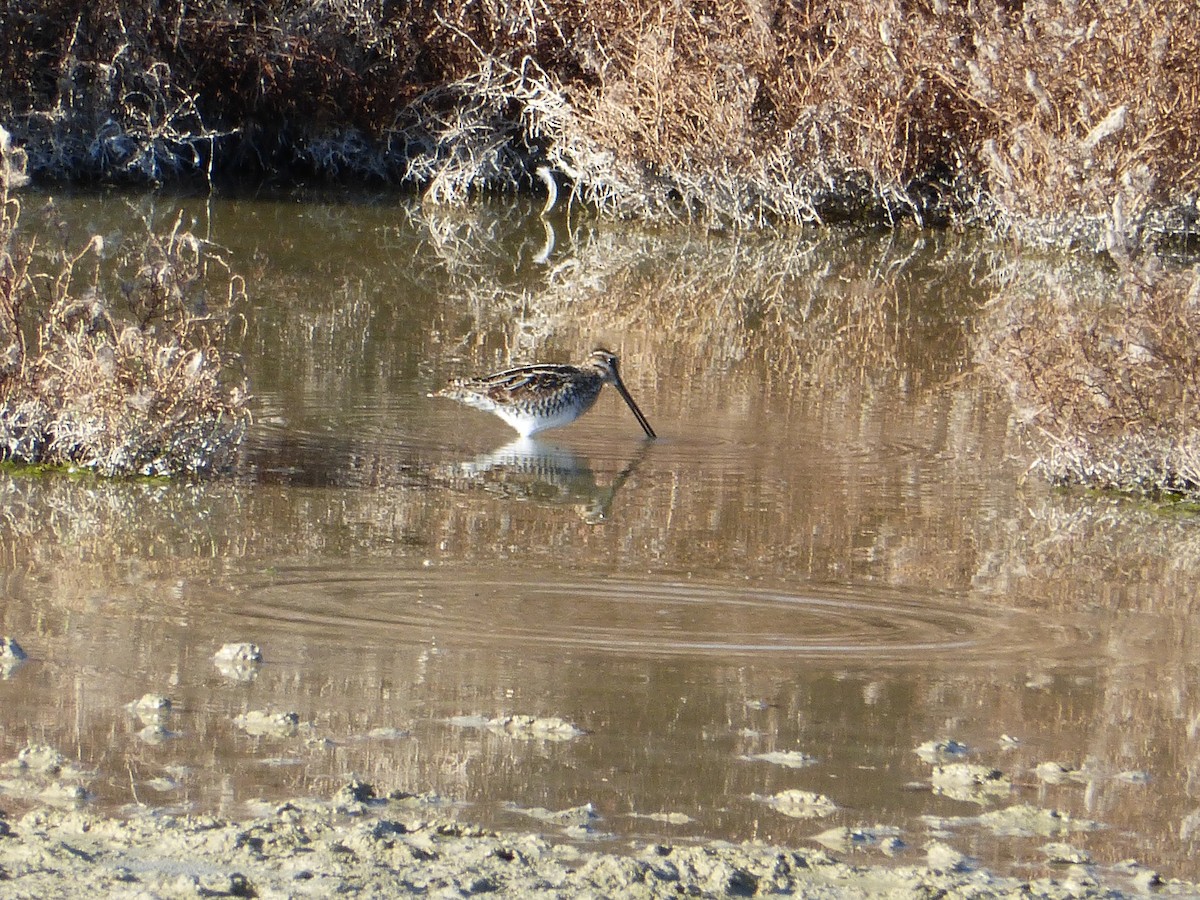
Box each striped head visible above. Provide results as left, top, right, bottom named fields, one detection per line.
left=586, top=348, right=622, bottom=385
left=586, top=348, right=657, bottom=439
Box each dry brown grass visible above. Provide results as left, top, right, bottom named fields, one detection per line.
left=0, top=150, right=249, bottom=475
left=561, top=0, right=1200, bottom=238
left=3, top=2, right=1199, bottom=243
left=978, top=252, right=1200, bottom=496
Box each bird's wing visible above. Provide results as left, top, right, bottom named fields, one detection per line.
left=481, top=366, right=573, bottom=402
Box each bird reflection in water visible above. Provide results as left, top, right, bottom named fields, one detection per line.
left=453, top=437, right=649, bottom=524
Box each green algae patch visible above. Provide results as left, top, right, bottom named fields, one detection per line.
left=0, top=458, right=174, bottom=485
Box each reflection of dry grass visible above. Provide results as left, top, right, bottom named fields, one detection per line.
left=419, top=204, right=992, bottom=402
left=970, top=491, right=1200, bottom=819
left=974, top=492, right=1200, bottom=614
left=978, top=256, right=1200, bottom=497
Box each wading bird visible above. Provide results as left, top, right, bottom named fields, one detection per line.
left=435, top=349, right=656, bottom=439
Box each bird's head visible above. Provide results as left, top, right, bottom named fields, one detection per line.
left=588, top=348, right=620, bottom=384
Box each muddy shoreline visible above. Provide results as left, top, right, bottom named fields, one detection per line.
left=1, top=786, right=1193, bottom=899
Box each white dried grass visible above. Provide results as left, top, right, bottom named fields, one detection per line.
left=0, top=191, right=250, bottom=476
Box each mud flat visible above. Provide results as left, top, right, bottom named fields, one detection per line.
left=0, top=787, right=1195, bottom=899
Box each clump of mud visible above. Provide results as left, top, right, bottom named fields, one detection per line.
left=0, top=635, right=26, bottom=677
left=0, top=743, right=92, bottom=806
left=930, top=763, right=1012, bottom=804
left=752, top=788, right=839, bottom=820
left=447, top=714, right=586, bottom=741
left=213, top=642, right=263, bottom=681
left=235, top=709, right=303, bottom=738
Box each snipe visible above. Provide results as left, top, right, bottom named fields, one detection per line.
left=435, top=349, right=656, bottom=439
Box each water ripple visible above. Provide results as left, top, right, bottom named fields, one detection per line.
left=229, top=568, right=1032, bottom=662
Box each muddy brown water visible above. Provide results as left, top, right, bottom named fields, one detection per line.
left=2, top=189, right=1199, bottom=882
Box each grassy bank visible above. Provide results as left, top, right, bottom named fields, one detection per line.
left=2, top=1, right=1199, bottom=244
left=0, top=143, right=248, bottom=475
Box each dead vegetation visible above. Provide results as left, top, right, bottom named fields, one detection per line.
left=0, top=147, right=249, bottom=476
left=2, top=1, right=1199, bottom=243
left=978, top=254, right=1200, bottom=498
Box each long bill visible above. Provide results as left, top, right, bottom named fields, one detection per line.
left=612, top=376, right=657, bottom=439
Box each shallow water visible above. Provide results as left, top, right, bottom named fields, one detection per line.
left=3, top=189, right=1200, bottom=881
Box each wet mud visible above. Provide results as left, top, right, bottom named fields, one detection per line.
left=0, top=787, right=1192, bottom=899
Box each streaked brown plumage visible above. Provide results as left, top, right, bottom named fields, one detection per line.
left=435, top=349, right=656, bottom=439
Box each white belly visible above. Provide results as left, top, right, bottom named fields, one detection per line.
left=496, top=404, right=583, bottom=437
